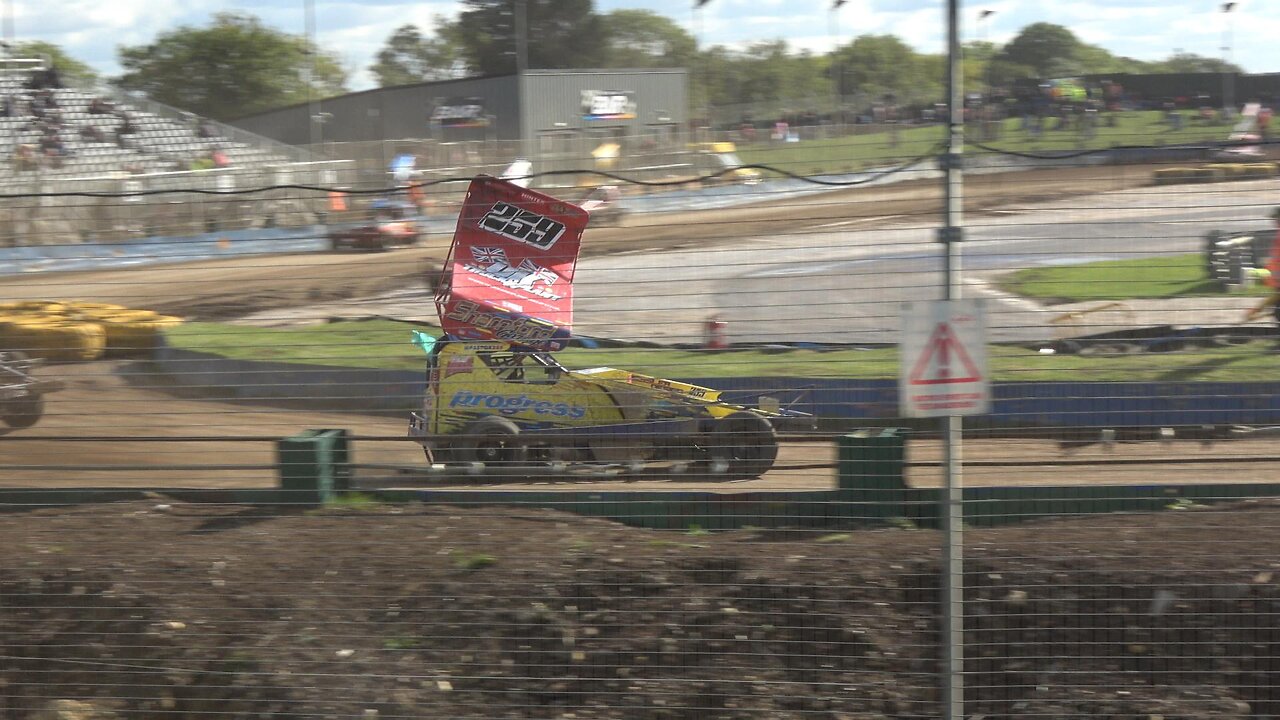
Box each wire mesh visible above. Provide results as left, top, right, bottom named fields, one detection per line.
left=1, top=69, right=1280, bottom=719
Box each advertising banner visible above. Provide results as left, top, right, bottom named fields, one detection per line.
left=430, top=97, right=490, bottom=128
left=581, top=90, right=637, bottom=121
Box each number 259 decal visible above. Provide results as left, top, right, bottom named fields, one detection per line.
left=479, top=202, right=566, bottom=250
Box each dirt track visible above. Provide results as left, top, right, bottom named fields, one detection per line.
left=10, top=359, right=1280, bottom=492
left=0, top=162, right=1261, bottom=490
left=0, top=163, right=1164, bottom=319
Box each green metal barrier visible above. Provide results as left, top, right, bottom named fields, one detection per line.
left=277, top=429, right=351, bottom=505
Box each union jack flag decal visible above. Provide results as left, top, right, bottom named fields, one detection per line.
left=470, top=246, right=507, bottom=264
left=519, top=259, right=558, bottom=286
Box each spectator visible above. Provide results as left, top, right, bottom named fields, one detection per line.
left=12, top=144, right=38, bottom=172
left=24, top=66, right=57, bottom=91
left=115, top=128, right=135, bottom=149
left=0, top=95, right=11, bottom=118
left=79, top=124, right=106, bottom=143
left=210, top=147, right=230, bottom=168
left=88, top=97, right=113, bottom=115
left=37, top=89, right=57, bottom=109
left=38, top=129, right=64, bottom=155
left=117, top=112, right=137, bottom=135
left=37, top=131, right=64, bottom=168
left=196, top=119, right=216, bottom=139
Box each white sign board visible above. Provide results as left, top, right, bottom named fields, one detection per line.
left=899, top=299, right=990, bottom=417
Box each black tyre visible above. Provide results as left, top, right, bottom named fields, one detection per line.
left=0, top=394, right=44, bottom=429
left=458, top=416, right=528, bottom=466
left=706, top=411, right=778, bottom=480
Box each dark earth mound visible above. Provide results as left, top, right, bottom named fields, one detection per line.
left=3, top=498, right=1280, bottom=718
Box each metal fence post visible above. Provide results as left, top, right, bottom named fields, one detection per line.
left=942, top=1, right=966, bottom=718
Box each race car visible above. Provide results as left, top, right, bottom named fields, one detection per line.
left=1212, top=102, right=1268, bottom=160
left=406, top=174, right=811, bottom=479
left=327, top=199, right=422, bottom=252
left=692, top=142, right=763, bottom=185
left=408, top=337, right=811, bottom=479
left=575, top=185, right=627, bottom=227
left=0, top=350, right=62, bottom=429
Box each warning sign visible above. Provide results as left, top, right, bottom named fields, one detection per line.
left=900, top=300, right=989, bottom=417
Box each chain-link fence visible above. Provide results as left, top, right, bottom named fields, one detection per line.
left=1, top=105, right=1279, bottom=719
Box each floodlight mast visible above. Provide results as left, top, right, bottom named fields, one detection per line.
left=1221, top=2, right=1236, bottom=117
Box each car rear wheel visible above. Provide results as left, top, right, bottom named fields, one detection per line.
left=0, top=394, right=44, bottom=429
left=706, top=412, right=778, bottom=480
left=458, top=416, right=528, bottom=466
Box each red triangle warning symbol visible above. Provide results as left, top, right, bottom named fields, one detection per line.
left=908, top=322, right=982, bottom=385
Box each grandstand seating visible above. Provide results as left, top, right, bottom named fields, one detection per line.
left=0, top=69, right=292, bottom=183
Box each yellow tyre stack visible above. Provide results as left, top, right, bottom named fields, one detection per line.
left=1205, top=163, right=1247, bottom=180
left=0, top=315, right=107, bottom=361
left=0, top=301, right=69, bottom=315
left=1152, top=167, right=1195, bottom=185
left=92, top=310, right=185, bottom=354
left=0, top=301, right=183, bottom=361
left=62, top=302, right=129, bottom=317
left=1157, top=162, right=1280, bottom=185
left=1242, top=162, right=1279, bottom=179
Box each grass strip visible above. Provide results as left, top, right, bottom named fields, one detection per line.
left=166, top=320, right=1280, bottom=382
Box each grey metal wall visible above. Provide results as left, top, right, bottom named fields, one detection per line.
left=520, top=69, right=687, bottom=142
left=229, top=71, right=687, bottom=148
left=231, top=76, right=522, bottom=145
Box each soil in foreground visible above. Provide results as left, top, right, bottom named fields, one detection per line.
left=2, top=499, right=1278, bottom=719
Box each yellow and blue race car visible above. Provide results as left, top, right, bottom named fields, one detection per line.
left=408, top=338, right=811, bottom=480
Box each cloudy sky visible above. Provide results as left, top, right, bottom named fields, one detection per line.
left=14, top=0, right=1280, bottom=91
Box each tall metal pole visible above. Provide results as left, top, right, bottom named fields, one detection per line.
left=2, top=0, right=13, bottom=55
left=304, top=0, right=319, bottom=159
left=979, top=9, right=995, bottom=99
left=830, top=1, right=845, bottom=130
left=695, top=3, right=706, bottom=128
left=514, top=0, right=528, bottom=74
left=2, top=0, right=13, bottom=79
left=1221, top=2, right=1236, bottom=117
left=942, top=1, right=965, bottom=719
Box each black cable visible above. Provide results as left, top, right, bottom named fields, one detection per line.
left=0, top=146, right=946, bottom=200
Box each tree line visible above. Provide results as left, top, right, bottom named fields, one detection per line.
left=20, top=0, right=1245, bottom=123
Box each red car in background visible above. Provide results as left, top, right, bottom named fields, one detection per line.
left=327, top=199, right=423, bottom=252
